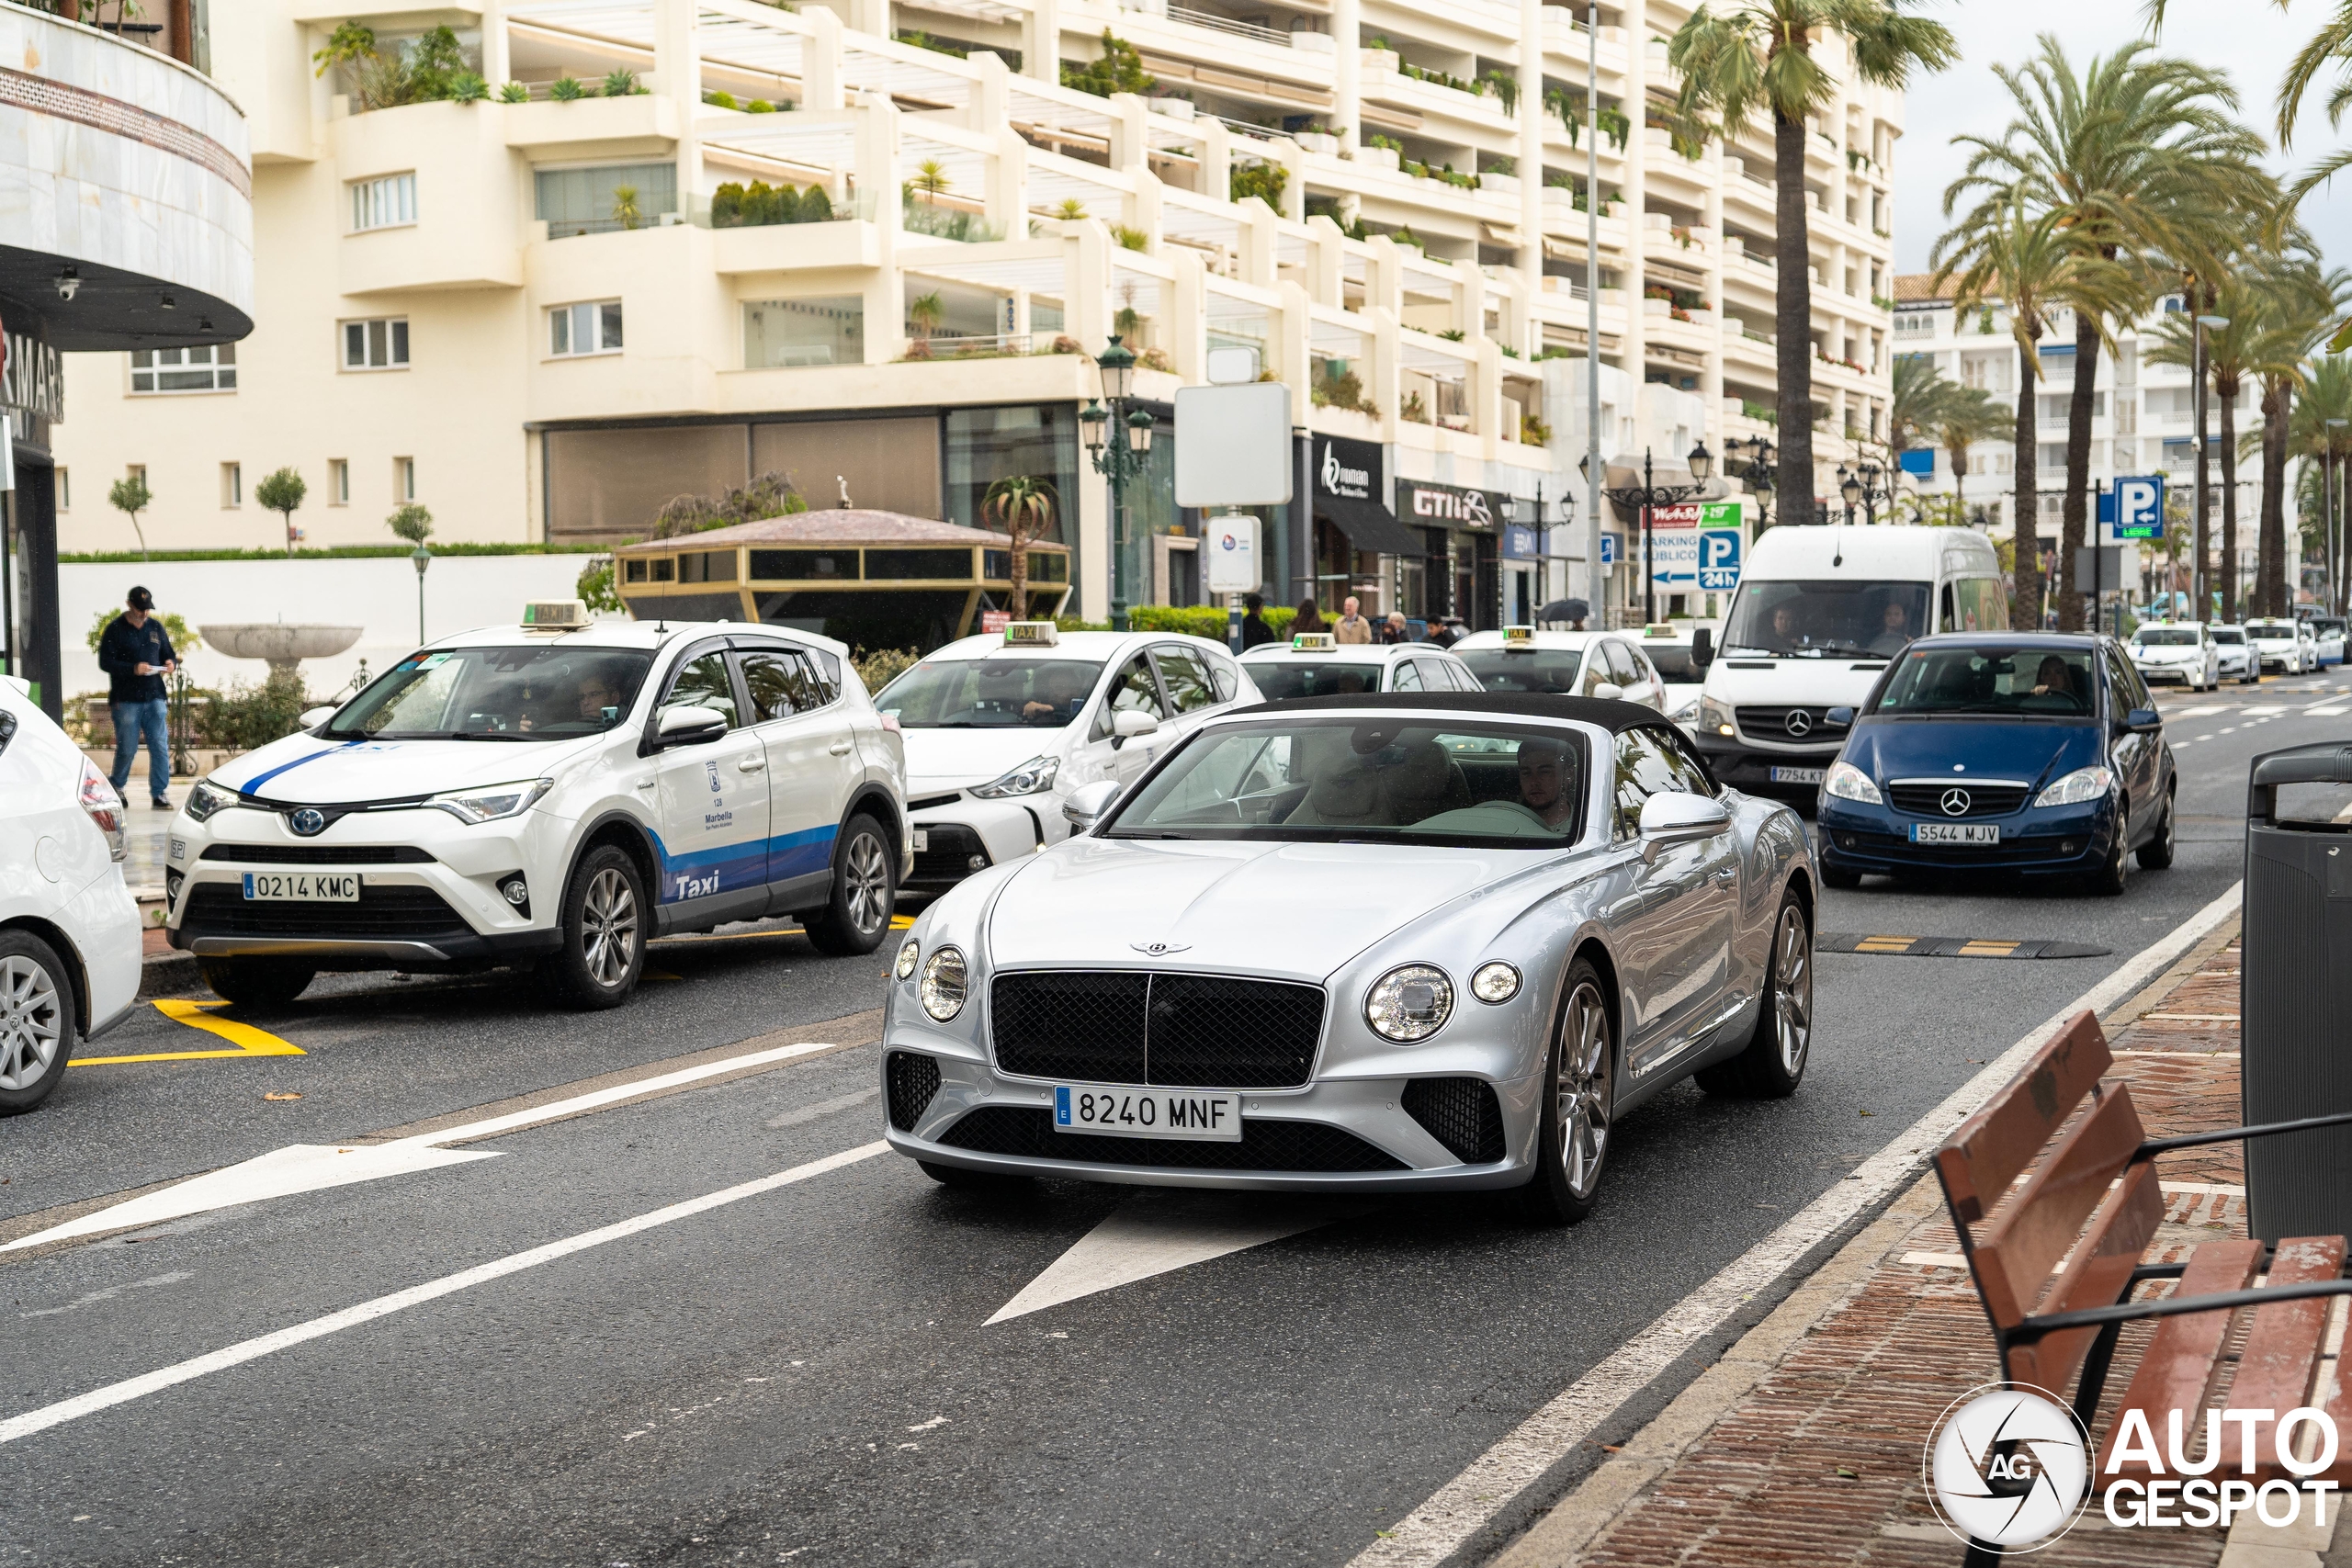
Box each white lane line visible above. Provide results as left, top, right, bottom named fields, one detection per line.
left=987, top=1195, right=1371, bottom=1325
left=2305, top=706, right=2349, bottom=717
left=1345, top=879, right=2244, bottom=1568
left=4, top=1037, right=851, bottom=1254
left=2244, top=705, right=2287, bottom=716
left=0, top=1141, right=890, bottom=1446
left=2177, top=705, right=2226, bottom=716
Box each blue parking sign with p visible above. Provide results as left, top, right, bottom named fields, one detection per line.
left=1697, top=528, right=1742, bottom=591
left=2115, top=476, right=2164, bottom=540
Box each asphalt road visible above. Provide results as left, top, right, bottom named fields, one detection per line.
left=2, top=673, right=2339, bottom=1568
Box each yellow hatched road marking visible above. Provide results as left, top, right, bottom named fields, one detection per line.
left=72, top=999, right=306, bottom=1067
left=1855, top=936, right=1917, bottom=953
left=1958, top=941, right=2021, bottom=957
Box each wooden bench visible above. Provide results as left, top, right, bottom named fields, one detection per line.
left=1933, top=1010, right=2352, bottom=1560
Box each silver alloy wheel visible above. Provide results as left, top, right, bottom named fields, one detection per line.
left=843, top=829, right=889, bottom=935
left=581, top=866, right=639, bottom=988
left=1556, top=980, right=1611, bottom=1201
left=1772, top=903, right=1813, bottom=1077
left=0, top=954, right=62, bottom=1091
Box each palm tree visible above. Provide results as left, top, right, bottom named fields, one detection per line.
left=2288, top=353, right=2352, bottom=613
left=1668, top=1, right=1957, bottom=527
left=1935, top=386, right=2013, bottom=529
left=907, top=290, right=944, bottom=342
left=912, top=159, right=951, bottom=200
left=1932, top=186, right=2136, bottom=627
left=980, top=475, right=1058, bottom=618
left=1944, top=37, right=2269, bottom=627
left=1888, top=352, right=1963, bottom=458
left=2150, top=297, right=2262, bottom=622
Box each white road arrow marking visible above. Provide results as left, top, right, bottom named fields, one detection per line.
left=987, top=1194, right=1372, bottom=1325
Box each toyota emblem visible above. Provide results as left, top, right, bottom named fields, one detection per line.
left=1939, top=788, right=1972, bottom=818
left=289, top=807, right=327, bottom=837
left=1782, top=710, right=1814, bottom=738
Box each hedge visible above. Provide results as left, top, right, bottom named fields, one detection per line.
left=1125, top=604, right=1299, bottom=637
left=61, top=543, right=609, bottom=564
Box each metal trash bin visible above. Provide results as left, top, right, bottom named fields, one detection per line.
left=2244, top=741, right=2352, bottom=1244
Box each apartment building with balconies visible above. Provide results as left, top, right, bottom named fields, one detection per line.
left=52, top=0, right=1899, bottom=634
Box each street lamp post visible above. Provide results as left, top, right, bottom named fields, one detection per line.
left=2193, top=311, right=2229, bottom=619
left=1589, top=442, right=1712, bottom=626
left=1724, top=436, right=1777, bottom=529
left=1080, top=337, right=1154, bottom=631
left=411, top=543, right=432, bottom=644
left=1836, top=461, right=1889, bottom=526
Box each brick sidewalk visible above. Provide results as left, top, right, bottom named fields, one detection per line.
left=1495, top=928, right=2343, bottom=1568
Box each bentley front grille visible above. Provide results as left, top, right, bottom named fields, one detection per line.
left=1402, top=1077, right=1507, bottom=1163
left=989, top=971, right=1324, bottom=1089
left=886, top=1052, right=941, bottom=1132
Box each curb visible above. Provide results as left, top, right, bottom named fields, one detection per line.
left=136, top=950, right=202, bottom=999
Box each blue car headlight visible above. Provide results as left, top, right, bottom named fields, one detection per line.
left=1823, top=761, right=1882, bottom=805
left=2034, top=766, right=2114, bottom=808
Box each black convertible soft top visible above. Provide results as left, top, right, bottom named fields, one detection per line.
left=1231, top=692, right=1677, bottom=735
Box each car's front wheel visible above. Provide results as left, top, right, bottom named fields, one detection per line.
left=1698, top=892, right=1814, bottom=1099
left=0, top=931, right=76, bottom=1114
left=801, top=813, right=897, bottom=956
left=542, top=844, right=646, bottom=1010
left=2138, top=786, right=2177, bottom=870
left=2088, top=807, right=2131, bottom=897
left=198, top=958, right=315, bottom=1010
left=1521, top=960, right=1613, bottom=1226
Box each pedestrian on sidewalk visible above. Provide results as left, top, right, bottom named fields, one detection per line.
left=1294, top=600, right=1328, bottom=637
left=99, top=585, right=177, bottom=809
left=1334, top=595, right=1374, bottom=645
left=1378, top=611, right=1410, bottom=645
left=1238, top=593, right=1277, bottom=650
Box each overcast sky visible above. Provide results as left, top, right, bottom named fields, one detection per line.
left=1894, top=0, right=2350, bottom=279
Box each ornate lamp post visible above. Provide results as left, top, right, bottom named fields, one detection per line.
left=1588, top=442, right=1712, bottom=626
left=1080, top=337, right=1155, bottom=631
left=1724, top=435, right=1776, bottom=528
left=1836, top=461, right=1889, bottom=526
left=411, top=542, right=433, bottom=644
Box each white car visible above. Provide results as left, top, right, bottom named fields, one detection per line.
left=167, top=614, right=907, bottom=1010
left=0, top=676, right=141, bottom=1112
left=2128, top=623, right=2221, bottom=690
left=2306, top=615, right=2346, bottom=668
left=2245, top=618, right=2310, bottom=676
left=1238, top=637, right=1480, bottom=698
left=1628, top=624, right=1712, bottom=728
left=875, top=626, right=1260, bottom=895
left=2207, top=625, right=2256, bottom=684
left=1450, top=627, right=1670, bottom=714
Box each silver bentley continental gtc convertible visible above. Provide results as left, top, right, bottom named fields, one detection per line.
left=878, top=694, right=1816, bottom=1224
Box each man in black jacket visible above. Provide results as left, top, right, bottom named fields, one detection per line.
left=1238, top=593, right=1277, bottom=650
left=99, top=586, right=177, bottom=808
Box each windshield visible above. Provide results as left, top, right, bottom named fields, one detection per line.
left=1107, top=718, right=1587, bottom=844
left=875, top=657, right=1106, bottom=728
left=1246, top=660, right=1386, bottom=699
left=2312, top=619, right=2346, bottom=637
left=1641, top=643, right=1701, bottom=680
left=1873, top=646, right=2098, bottom=718
left=1722, top=581, right=1932, bottom=658
left=327, top=647, right=653, bottom=739
left=2135, top=628, right=2199, bottom=647
left=1460, top=648, right=1589, bottom=694
left=2211, top=628, right=2245, bottom=644
left=2248, top=621, right=2296, bottom=637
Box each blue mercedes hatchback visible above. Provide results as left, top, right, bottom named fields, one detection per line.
left=1814, top=633, right=2175, bottom=893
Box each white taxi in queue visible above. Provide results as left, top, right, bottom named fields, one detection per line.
left=167, top=607, right=908, bottom=1009
left=1238, top=633, right=1482, bottom=697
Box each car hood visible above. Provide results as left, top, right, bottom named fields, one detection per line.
left=985, top=835, right=1553, bottom=980
left=1702, top=656, right=1893, bottom=706
left=2132, top=644, right=2202, bottom=659
left=212, top=731, right=608, bottom=805
left=901, top=726, right=1077, bottom=792
left=1845, top=717, right=2100, bottom=792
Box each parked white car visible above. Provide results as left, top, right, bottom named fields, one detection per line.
left=1628, top=624, right=1713, bottom=728
left=874, top=626, right=1261, bottom=895
left=2207, top=625, right=2256, bottom=684
left=1450, top=628, right=1670, bottom=714
left=2128, top=623, right=2221, bottom=691
left=2305, top=615, right=2346, bottom=668
left=0, top=676, right=141, bottom=1112
left=2245, top=618, right=2311, bottom=675
left=168, top=614, right=907, bottom=1010
left=1239, top=637, right=1481, bottom=697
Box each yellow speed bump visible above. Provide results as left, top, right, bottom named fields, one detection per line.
left=72, top=999, right=306, bottom=1067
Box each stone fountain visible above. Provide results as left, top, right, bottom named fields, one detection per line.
left=199, top=623, right=366, bottom=684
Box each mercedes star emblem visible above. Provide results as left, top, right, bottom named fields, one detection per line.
left=289, top=807, right=328, bottom=837
left=1129, top=942, right=1192, bottom=956
left=1782, top=710, right=1814, bottom=738
left=1939, top=788, right=1972, bottom=818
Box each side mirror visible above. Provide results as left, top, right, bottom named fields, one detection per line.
left=1063, top=778, right=1122, bottom=829
left=299, top=705, right=340, bottom=729
left=1826, top=705, right=1855, bottom=728
left=1591, top=682, right=1625, bottom=702
left=2124, top=706, right=2162, bottom=733
left=655, top=705, right=728, bottom=749
left=1639, top=791, right=1731, bottom=848
left=1110, top=708, right=1159, bottom=747
left=1691, top=626, right=1714, bottom=670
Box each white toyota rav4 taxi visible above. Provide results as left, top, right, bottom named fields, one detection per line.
left=166, top=610, right=907, bottom=1009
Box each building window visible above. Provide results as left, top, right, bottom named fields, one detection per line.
left=56, top=468, right=67, bottom=510
left=744, top=298, right=864, bottom=367
left=396, top=457, right=416, bottom=501
left=534, top=163, right=678, bottom=237
left=944, top=404, right=1080, bottom=543
left=549, top=301, right=624, bottom=357
left=342, top=318, right=410, bottom=371
left=130, top=344, right=236, bottom=394
left=350, top=172, right=417, bottom=232
left=329, top=459, right=349, bottom=504
left=221, top=462, right=242, bottom=507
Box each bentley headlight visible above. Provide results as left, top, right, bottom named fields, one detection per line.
left=920, top=947, right=968, bottom=1020
left=1699, top=694, right=1736, bottom=738
left=186, top=778, right=238, bottom=823
left=1365, top=964, right=1453, bottom=1042
left=2034, top=766, right=2114, bottom=807
left=429, top=778, right=555, bottom=824
left=1470, top=962, right=1521, bottom=1004
left=895, top=935, right=921, bottom=980
left=972, top=756, right=1059, bottom=798
left=1823, top=761, right=1882, bottom=805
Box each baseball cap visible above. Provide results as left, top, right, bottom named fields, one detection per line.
left=127, top=586, right=153, bottom=610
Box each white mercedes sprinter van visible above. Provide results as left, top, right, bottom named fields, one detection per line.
left=1689, top=525, right=2008, bottom=796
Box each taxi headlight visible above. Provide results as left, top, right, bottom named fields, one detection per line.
left=2034, top=766, right=2114, bottom=808
left=894, top=935, right=921, bottom=980
left=1365, top=964, right=1453, bottom=1043
left=972, top=755, right=1059, bottom=798
left=1470, top=962, right=1521, bottom=1004
left=1823, top=761, right=1882, bottom=805
left=920, top=947, right=967, bottom=1020
left=1699, top=694, right=1736, bottom=737
left=1668, top=691, right=1702, bottom=723
left=186, top=778, right=237, bottom=823
left=428, top=778, right=555, bottom=825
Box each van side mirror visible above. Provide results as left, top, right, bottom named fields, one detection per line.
left=1691, top=626, right=1713, bottom=670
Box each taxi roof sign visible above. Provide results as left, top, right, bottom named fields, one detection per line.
left=1002, top=621, right=1059, bottom=647
left=1291, top=632, right=1337, bottom=651
left=1642, top=623, right=1677, bottom=638
left=1501, top=625, right=1536, bottom=649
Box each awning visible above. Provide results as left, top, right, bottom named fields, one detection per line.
left=1318, top=493, right=1426, bottom=557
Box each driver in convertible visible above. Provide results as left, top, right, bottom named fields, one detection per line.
left=1021, top=665, right=1090, bottom=725
left=1517, top=737, right=1577, bottom=829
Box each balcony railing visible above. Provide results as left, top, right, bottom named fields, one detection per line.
left=1166, top=6, right=1293, bottom=47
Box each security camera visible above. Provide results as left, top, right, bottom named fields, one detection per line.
left=53, top=268, right=78, bottom=301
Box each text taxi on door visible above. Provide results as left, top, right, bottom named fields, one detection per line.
left=166, top=607, right=908, bottom=1010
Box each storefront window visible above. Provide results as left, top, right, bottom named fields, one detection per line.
left=944, top=404, right=1079, bottom=544
left=744, top=298, right=865, bottom=367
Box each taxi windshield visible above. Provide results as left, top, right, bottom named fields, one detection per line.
left=1641, top=642, right=1700, bottom=680
left=1873, top=647, right=2098, bottom=718
left=2211, top=628, right=2245, bottom=644
left=1246, top=661, right=1385, bottom=699
left=1106, top=718, right=1588, bottom=844
left=876, top=656, right=1106, bottom=728
left=327, top=647, right=653, bottom=739
left=2134, top=628, right=2199, bottom=647
left=1459, top=648, right=1589, bottom=694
